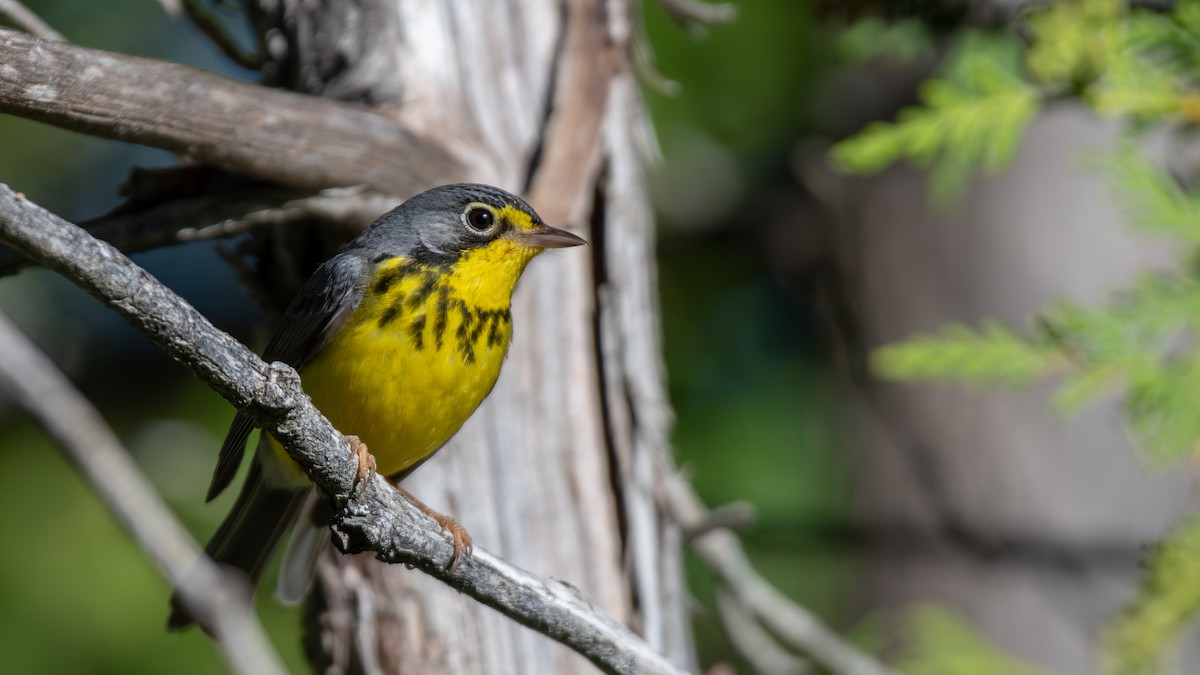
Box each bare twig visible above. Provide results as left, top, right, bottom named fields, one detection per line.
left=0, top=186, right=394, bottom=278
left=715, top=589, right=809, bottom=675
left=0, top=310, right=285, bottom=675
left=0, top=184, right=689, bottom=675
left=633, top=11, right=680, bottom=96
left=88, top=185, right=391, bottom=247
left=213, top=240, right=274, bottom=312
left=0, top=0, right=63, bottom=41
left=663, top=471, right=898, bottom=675
left=0, top=28, right=464, bottom=195
left=656, top=0, right=737, bottom=27
left=0, top=186, right=298, bottom=276
left=681, top=500, right=756, bottom=541
left=181, top=0, right=264, bottom=69
left=155, top=0, right=183, bottom=15
left=636, top=0, right=735, bottom=93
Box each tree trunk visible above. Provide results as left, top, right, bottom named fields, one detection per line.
left=238, top=2, right=694, bottom=672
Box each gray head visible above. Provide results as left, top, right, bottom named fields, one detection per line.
left=349, top=183, right=584, bottom=265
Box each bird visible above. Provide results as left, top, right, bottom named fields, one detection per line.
left=168, top=183, right=585, bottom=630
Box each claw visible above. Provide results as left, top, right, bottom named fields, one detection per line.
left=347, top=435, right=376, bottom=496
left=391, top=483, right=474, bottom=572
left=436, top=514, right=474, bottom=573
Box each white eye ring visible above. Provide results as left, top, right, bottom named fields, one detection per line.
left=463, top=205, right=499, bottom=234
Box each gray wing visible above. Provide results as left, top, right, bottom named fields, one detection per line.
left=206, top=253, right=370, bottom=501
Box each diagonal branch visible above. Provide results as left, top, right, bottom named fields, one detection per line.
left=656, top=0, right=737, bottom=27
left=0, top=28, right=464, bottom=195
left=0, top=311, right=286, bottom=675
left=663, top=471, right=898, bottom=675
left=0, top=186, right=396, bottom=277
left=0, top=0, right=63, bottom=41
left=181, top=0, right=264, bottom=69
left=0, top=184, right=689, bottom=675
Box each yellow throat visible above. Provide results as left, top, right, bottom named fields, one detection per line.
left=269, top=231, right=543, bottom=480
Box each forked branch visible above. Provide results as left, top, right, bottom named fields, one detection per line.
left=664, top=472, right=897, bottom=675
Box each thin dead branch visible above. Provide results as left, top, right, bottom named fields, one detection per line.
left=0, top=183, right=689, bottom=675
left=636, top=0, right=735, bottom=92
left=0, top=310, right=285, bottom=675
left=656, top=0, right=737, bottom=27
left=663, top=471, right=898, bottom=675
left=715, top=588, right=810, bottom=675
left=0, top=185, right=395, bottom=278
left=681, top=501, right=756, bottom=541
left=0, top=0, right=63, bottom=41
left=181, top=0, right=264, bottom=69
left=0, top=28, right=464, bottom=195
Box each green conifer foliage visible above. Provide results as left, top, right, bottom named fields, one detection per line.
left=835, top=1, right=1200, bottom=672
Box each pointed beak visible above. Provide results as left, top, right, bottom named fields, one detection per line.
left=507, top=223, right=587, bottom=249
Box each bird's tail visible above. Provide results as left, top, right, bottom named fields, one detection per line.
left=167, top=457, right=309, bottom=630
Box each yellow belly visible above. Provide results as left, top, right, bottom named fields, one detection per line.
left=268, top=257, right=514, bottom=480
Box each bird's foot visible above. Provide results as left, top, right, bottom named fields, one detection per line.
left=391, top=483, right=474, bottom=572
left=346, top=435, right=376, bottom=497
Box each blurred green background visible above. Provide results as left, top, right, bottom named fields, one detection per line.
left=0, top=2, right=858, bottom=673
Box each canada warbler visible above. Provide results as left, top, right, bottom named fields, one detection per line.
left=168, top=184, right=584, bottom=629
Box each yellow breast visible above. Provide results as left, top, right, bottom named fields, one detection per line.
left=269, top=247, right=534, bottom=479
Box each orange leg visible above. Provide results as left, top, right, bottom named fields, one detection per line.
left=346, top=435, right=376, bottom=496
left=344, top=435, right=473, bottom=572
left=390, top=482, right=474, bottom=573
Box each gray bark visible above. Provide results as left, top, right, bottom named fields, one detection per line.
left=237, top=1, right=696, bottom=673
left=0, top=0, right=694, bottom=672
left=0, top=29, right=460, bottom=194
left=0, top=183, right=686, bottom=675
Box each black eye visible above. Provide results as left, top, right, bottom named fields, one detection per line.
left=466, top=207, right=494, bottom=231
